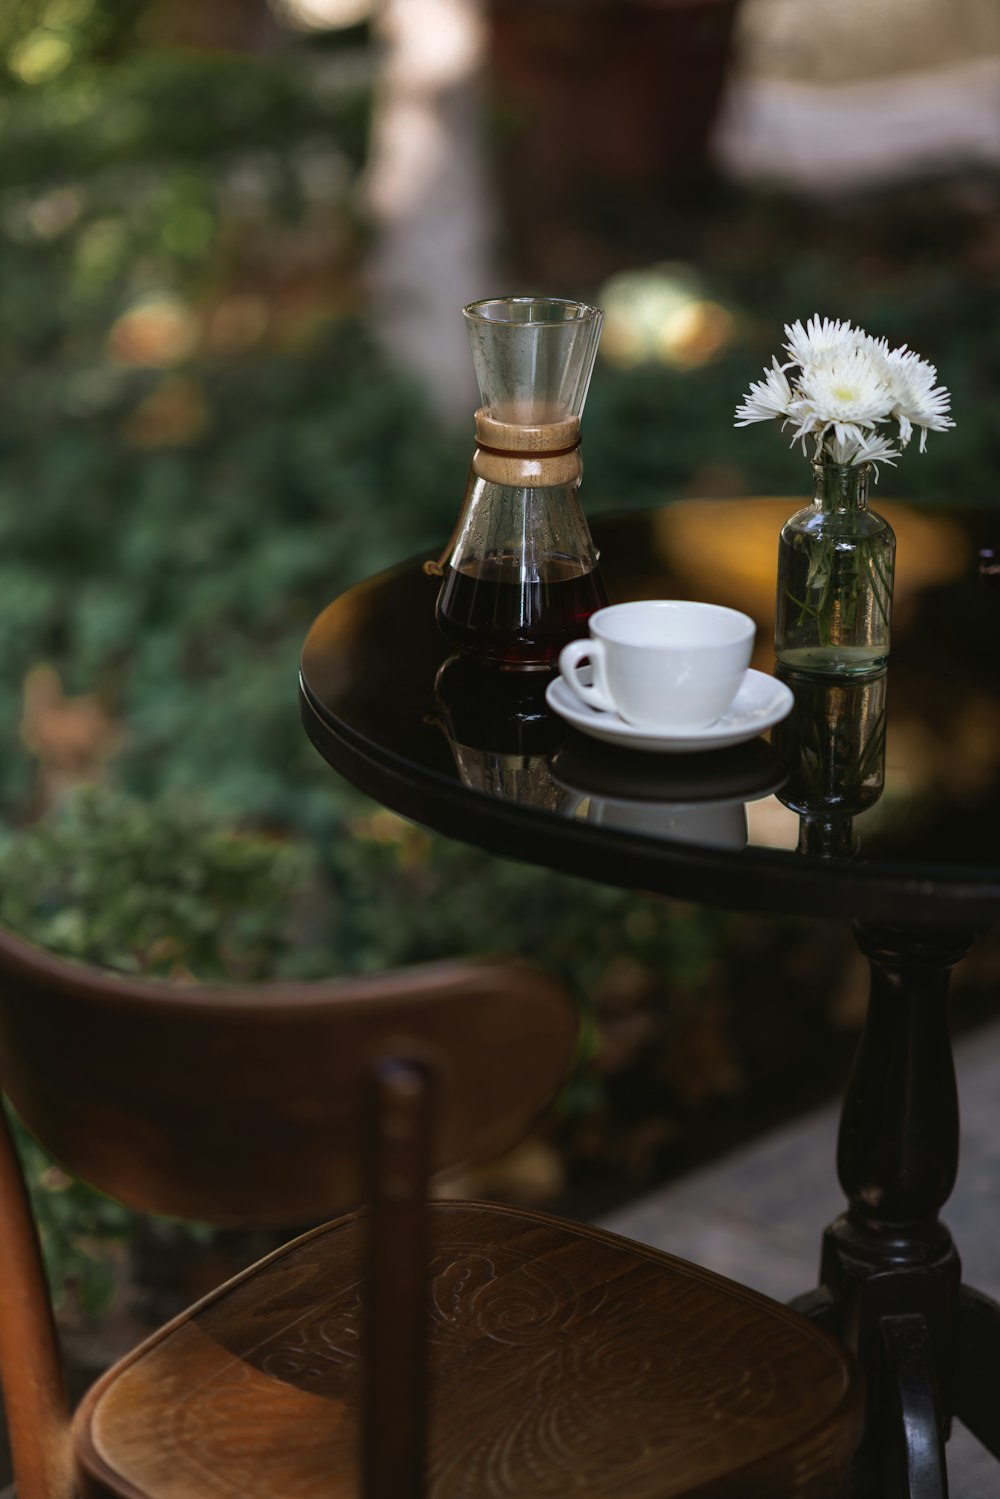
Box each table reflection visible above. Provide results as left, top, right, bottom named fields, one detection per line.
left=432, top=649, right=788, bottom=852
left=772, top=668, right=887, bottom=858
left=431, top=656, right=572, bottom=813
left=549, top=736, right=786, bottom=850
left=429, top=652, right=899, bottom=859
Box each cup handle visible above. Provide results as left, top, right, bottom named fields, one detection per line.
left=559, top=639, right=616, bottom=714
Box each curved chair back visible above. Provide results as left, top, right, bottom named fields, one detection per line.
left=0, top=927, right=576, bottom=1225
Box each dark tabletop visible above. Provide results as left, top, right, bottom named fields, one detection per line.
left=300, top=499, right=1000, bottom=926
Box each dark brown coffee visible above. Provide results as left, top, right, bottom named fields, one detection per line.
left=436, top=551, right=607, bottom=670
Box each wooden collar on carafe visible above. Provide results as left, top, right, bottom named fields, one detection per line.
left=472, top=408, right=582, bottom=487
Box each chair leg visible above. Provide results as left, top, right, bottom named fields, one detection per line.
left=363, top=1058, right=434, bottom=1499
left=954, top=1283, right=1000, bottom=1458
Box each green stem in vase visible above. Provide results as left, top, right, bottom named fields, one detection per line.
left=775, top=461, right=896, bottom=677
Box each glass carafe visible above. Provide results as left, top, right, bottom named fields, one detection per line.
left=432, top=296, right=607, bottom=671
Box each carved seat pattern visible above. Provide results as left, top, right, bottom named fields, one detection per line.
left=80, top=1204, right=858, bottom=1499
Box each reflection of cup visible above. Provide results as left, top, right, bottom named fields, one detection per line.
left=558, top=600, right=755, bottom=731
left=549, top=737, right=784, bottom=853
left=581, top=793, right=748, bottom=849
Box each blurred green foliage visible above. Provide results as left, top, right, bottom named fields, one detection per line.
left=0, top=785, right=311, bottom=978
left=8, top=1117, right=138, bottom=1315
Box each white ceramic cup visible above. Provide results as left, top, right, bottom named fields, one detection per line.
left=558, top=600, right=755, bottom=731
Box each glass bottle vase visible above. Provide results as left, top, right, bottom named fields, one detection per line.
left=775, top=462, right=895, bottom=677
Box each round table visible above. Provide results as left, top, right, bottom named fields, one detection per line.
left=301, top=499, right=1000, bottom=1497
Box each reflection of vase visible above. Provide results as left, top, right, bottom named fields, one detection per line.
left=772, top=668, right=887, bottom=858
left=775, top=462, right=895, bottom=677
left=432, top=297, right=607, bottom=672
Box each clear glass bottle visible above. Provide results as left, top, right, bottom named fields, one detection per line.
left=433, top=296, right=607, bottom=671
left=775, top=461, right=895, bottom=677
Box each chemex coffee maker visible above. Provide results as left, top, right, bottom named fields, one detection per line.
left=429, top=296, right=607, bottom=671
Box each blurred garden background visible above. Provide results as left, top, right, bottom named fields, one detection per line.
left=0, top=0, right=998, bottom=1350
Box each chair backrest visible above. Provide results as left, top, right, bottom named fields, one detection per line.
left=0, top=927, right=576, bottom=1224
left=0, top=925, right=578, bottom=1499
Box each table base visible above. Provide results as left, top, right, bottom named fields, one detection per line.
left=790, top=922, right=1000, bottom=1498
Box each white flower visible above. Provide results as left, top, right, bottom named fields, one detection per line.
left=787, top=349, right=894, bottom=452
left=865, top=337, right=955, bottom=450
left=854, top=430, right=901, bottom=475
left=734, top=357, right=793, bottom=426
left=782, top=315, right=859, bottom=370
left=735, top=315, right=954, bottom=476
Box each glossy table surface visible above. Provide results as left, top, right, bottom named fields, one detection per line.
left=300, top=498, right=1000, bottom=925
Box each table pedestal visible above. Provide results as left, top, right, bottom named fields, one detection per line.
left=791, top=923, right=1000, bottom=1497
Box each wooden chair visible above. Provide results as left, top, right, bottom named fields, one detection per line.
left=0, top=925, right=864, bottom=1499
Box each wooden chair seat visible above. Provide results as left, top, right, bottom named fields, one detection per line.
left=76, top=1201, right=860, bottom=1499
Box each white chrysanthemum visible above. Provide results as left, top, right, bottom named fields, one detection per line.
left=782, top=315, right=860, bottom=371
left=786, top=349, right=894, bottom=452
left=854, top=430, right=901, bottom=475
left=866, top=336, right=955, bottom=450
left=733, top=357, right=793, bottom=426
left=735, top=317, right=953, bottom=477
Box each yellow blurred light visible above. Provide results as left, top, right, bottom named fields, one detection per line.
left=598, top=263, right=734, bottom=370
left=10, top=30, right=73, bottom=84
left=270, top=0, right=372, bottom=30
left=108, top=295, right=199, bottom=369
left=656, top=300, right=735, bottom=369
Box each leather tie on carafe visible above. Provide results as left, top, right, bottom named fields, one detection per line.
left=423, top=409, right=583, bottom=576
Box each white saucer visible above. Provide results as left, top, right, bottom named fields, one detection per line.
left=545, top=669, right=794, bottom=754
